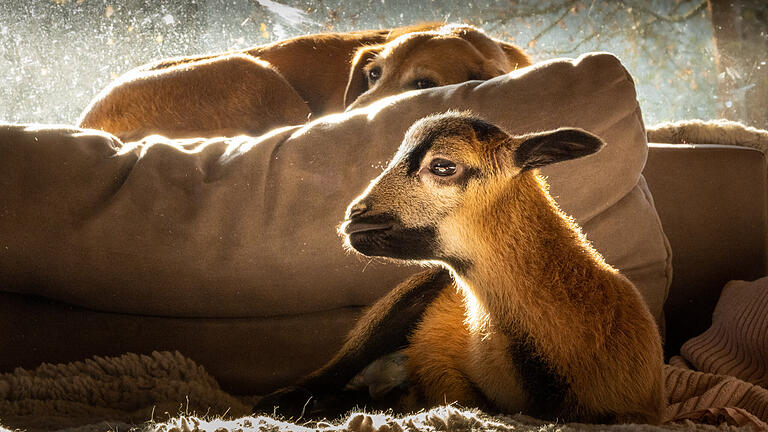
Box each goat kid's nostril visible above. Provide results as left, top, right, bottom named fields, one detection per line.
left=348, top=202, right=368, bottom=218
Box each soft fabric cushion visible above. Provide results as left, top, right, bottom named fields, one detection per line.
left=0, top=53, right=671, bottom=389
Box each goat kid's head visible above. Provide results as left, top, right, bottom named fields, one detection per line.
left=340, top=112, right=604, bottom=271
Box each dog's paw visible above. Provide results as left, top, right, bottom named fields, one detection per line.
left=254, top=385, right=316, bottom=419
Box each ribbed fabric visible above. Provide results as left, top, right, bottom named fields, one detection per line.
left=662, top=277, right=768, bottom=430
left=681, top=278, right=768, bottom=387
left=665, top=365, right=768, bottom=429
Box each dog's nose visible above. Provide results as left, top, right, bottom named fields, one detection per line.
left=344, top=101, right=360, bottom=112
left=348, top=202, right=368, bottom=218
left=345, top=92, right=371, bottom=112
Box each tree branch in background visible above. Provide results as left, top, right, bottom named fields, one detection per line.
left=537, top=0, right=707, bottom=57
left=526, top=0, right=578, bottom=48
left=623, top=0, right=707, bottom=23
left=709, top=0, right=768, bottom=127
left=484, top=1, right=574, bottom=22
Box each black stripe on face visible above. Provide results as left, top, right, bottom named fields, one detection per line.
left=509, top=331, right=570, bottom=419
left=347, top=214, right=439, bottom=261
left=406, top=128, right=443, bottom=176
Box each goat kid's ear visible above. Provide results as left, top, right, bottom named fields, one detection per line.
left=344, top=45, right=383, bottom=108
left=510, top=128, right=605, bottom=172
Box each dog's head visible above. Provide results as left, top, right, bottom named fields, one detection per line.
left=344, top=25, right=531, bottom=110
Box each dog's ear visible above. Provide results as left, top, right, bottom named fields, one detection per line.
left=447, top=26, right=531, bottom=77
left=471, top=58, right=508, bottom=81
left=344, top=45, right=383, bottom=108
left=498, top=41, right=532, bottom=71
left=472, top=41, right=530, bottom=79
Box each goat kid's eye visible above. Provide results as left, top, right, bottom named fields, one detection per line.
left=414, top=78, right=437, bottom=89
left=368, top=67, right=382, bottom=82
left=429, top=158, right=457, bottom=177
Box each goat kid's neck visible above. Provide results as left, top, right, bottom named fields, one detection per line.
left=447, top=172, right=618, bottom=350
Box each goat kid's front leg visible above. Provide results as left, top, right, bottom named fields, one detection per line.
left=254, top=268, right=452, bottom=419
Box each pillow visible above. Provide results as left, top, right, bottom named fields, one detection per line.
left=0, top=53, right=670, bottom=324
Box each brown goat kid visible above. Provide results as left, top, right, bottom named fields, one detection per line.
left=257, top=112, right=664, bottom=424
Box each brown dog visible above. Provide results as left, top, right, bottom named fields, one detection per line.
left=344, top=24, right=531, bottom=110
left=78, top=24, right=530, bottom=141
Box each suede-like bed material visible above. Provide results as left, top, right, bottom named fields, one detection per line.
left=644, top=144, right=767, bottom=356
left=2, top=145, right=763, bottom=395
left=0, top=53, right=671, bottom=391
left=0, top=291, right=356, bottom=394
left=0, top=53, right=669, bottom=317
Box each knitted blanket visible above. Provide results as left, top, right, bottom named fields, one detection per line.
left=665, top=279, right=768, bottom=429
left=2, top=277, right=767, bottom=432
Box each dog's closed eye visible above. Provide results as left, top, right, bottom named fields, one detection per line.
left=413, top=78, right=437, bottom=89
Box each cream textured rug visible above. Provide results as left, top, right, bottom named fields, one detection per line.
left=0, top=360, right=754, bottom=432
left=646, top=119, right=768, bottom=154
left=2, top=278, right=767, bottom=432
left=0, top=351, right=251, bottom=432
left=0, top=354, right=763, bottom=432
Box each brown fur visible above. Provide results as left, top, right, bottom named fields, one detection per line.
left=344, top=25, right=531, bottom=109
left=253, top=268, right=452, bottom=419
left=336, top=113, right=664, bottom=423
left=78, top=54, right=312, bottom=142
left=78, top=24, right=529, bottom=141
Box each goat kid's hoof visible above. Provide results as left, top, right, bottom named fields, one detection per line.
left=346, top=414, right=401, bottom=432
left=254, top=385, right=316, bottom=419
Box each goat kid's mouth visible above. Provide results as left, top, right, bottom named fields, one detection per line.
left=342, top=214, right=438, bottom=261
left=342, top=215, right=395, bottom=235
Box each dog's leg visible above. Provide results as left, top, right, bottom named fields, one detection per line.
left=254, top=267, right=452, bottom=419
